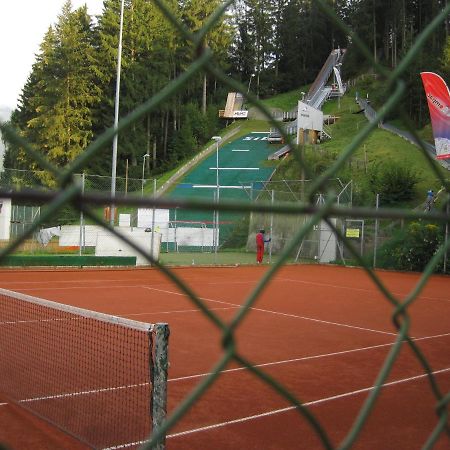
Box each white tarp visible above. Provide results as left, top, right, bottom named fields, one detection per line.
left=37, top=226, right=61, bottom=246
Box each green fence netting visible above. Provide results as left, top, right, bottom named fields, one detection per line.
left=0, top=0, right=449, bottom=449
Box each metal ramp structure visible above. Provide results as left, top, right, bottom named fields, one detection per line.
left=268, top=144, right=291, bottom=160
left=304, top=49, right=345, bottom=108
left=268, top=48, right=346, bottom=158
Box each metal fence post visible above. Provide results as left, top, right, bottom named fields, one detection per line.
left=151, top=178, right=156, bottom=264
left=79, top=173, right=85, bottom=256
left=373, top=193, right=379, bottom=268
left=269, top=190, right=274, bottom=263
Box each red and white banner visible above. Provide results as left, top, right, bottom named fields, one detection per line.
left=420, top=72, right=450, bottom=159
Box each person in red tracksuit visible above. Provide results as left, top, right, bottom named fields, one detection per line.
left=256, top=229, right=271, bottom=264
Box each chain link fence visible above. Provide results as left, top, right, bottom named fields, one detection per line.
left=0, top=0, right=449, bottom=448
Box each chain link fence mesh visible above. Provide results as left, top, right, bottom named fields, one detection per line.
left=0, top=0, right=449, bottom=448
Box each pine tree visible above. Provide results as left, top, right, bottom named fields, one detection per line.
left=10, top=1, right=101, bottom=185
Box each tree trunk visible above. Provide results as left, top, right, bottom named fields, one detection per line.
left=162, top=113, right=166, bottom=159
left=373, top=0, right=377, bottom=62
left=202, top=74, right=207, bottom=115
left=446, top=0, right=449, bottom=38
left=164, top=110, right=169, bottom=159
left=147, top=115, right=151, bottom=165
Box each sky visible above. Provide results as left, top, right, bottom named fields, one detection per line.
left=0, top=1, right=105, bottom=112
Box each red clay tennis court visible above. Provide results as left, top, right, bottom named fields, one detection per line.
left=0, top=264, right=449, bottom=450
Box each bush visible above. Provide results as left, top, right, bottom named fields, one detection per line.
left=368, top=162, right=419, bottom=206
left=377, top=221, right=443, bottom=272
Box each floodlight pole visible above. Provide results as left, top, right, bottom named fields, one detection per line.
left=247, top=74, right=255, bottom=94
left=141, top=153, right=150, bottom=196
left=212, top=136, right=222, bottom=263
left=110, top=0, right=125, bottom=225
left=79, top=173, right=85, bottom=256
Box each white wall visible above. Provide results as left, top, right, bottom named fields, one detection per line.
left=0, top=198, right=11, bottom=240
left=297, top=101, right=324, bottom=132
left=95, top=228, right=161, bottom=265
left=137, top=208, right=169, bottom=229
left=60, top=225, right=101, bottom=247
left=319, top=219, right=336, bottom=263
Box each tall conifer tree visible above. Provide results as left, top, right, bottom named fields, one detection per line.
left=10, top=1, right=100, bottom=185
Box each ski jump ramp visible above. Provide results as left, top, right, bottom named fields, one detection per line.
left=268, top=48, right=346, bottom=155
left=219, top=92, right=248, bottom=119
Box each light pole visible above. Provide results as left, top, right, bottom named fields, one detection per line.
left=212, top=136, right=222, bottom=261
left=141, top=153, right=150, bottom=196
left=110, top=0, right=125, bottom=225
left=247, top=74, right=255, bottom=94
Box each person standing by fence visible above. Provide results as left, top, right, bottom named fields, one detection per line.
left=425, top=190, right=434, bottom=211
left=256, top=229, right=271, bottom=264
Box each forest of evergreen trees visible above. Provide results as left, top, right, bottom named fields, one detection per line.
left=3, top=0, right=450, bottom=184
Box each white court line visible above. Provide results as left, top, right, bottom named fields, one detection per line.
left=19, top=382, right=148, bottom=404
left=126, top=306, right=238, bottom=317
left=2, top=333, right=448, bottom=417
left=0, top=279, right=161, bottom=289
left=209, top=167, right=259, bottom=170
left=141, top=286, right=398, bottom=336
left=277, top=277, right=450, bottom=303
left=9, top=282, right=446, bottom=334
left=168, top=332, right=450, bottom=383
left=0, top=317, right=79, bottom=326
left=231, top=149, right=250, bottom=152
left=252, top=306, right=398, bottom=336
left=6, top=277, right=449, bottom=303
left=166, top=367, right=450, bottom=439
left=10, top=284, right=156, bottom=292
left=8, top=281, right=444, bottom=335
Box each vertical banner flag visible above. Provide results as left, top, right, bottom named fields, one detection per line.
left=420, top=72, right=450, bottom=159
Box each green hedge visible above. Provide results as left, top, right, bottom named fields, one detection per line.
left=0, top=255, right=137, bottom=267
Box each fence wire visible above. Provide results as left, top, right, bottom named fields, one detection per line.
left=0, top=0, right=450, bottom=449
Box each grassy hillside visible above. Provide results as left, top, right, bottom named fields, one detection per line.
left=260, top=86, right=309, bottom=111
left=269, top=83, right=447, bottom=208
left=153, top=80, right=446, bottom=209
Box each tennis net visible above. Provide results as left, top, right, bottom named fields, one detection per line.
left=0, top=288, right=169, bottom=450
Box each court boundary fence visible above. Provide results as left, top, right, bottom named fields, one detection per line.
left=1, top=1, right=450, bottom=449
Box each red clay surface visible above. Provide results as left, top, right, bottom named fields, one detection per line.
left=0, top=264, right=449, bottom=450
